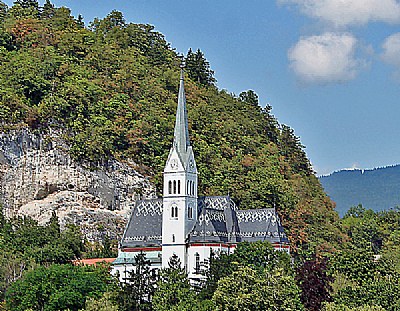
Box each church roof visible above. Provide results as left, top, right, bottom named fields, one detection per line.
left=173, top=68, right=191, bottom=161
left=121, top=199, right=163, bottom=248
left=120, top=196, right=288, bottom=249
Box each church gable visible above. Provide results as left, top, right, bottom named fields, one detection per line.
left=164, top=148, right=185, bottom=173
left=190, top=196, right=236, bottom=243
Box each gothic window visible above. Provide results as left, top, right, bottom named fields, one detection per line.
left=194, top=253, right=200, bottom=274
left=187, top=180, right=190, bottom=195
left=188, top=205, right=193, bottom=219
left=178, top=180, right=181, bottom=194
left=192, top=181, right=195, bottom=196
left=171, top=204, right=178, bottom=219
left=168, top=181, right=172, bottom=194
left=173, top=180, right=177, bottom=194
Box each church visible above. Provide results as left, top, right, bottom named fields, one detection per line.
left=112, top=65, right=289, bottom=282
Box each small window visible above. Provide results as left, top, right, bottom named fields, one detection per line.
left=192, top=181, right=195, bottom=196
left=173, top=180, right=177, bottom=194
left=195, top=253, right=200, bottom=274
left=188, top=205, right=193, bottom=219
left=168, top=181, right=172, bottom=194
left=187, top=180, right=190, bottom=195
left=172, top=234, right=175, bottom=243
left=178, top=180, right=181, bottom=194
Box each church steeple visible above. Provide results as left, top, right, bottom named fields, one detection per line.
left=162, top=59, right=198, bottom=270
left=173, top=64, right=191, bottom=157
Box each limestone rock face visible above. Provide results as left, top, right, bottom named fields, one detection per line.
left=0, top=128, right=155, bottom=240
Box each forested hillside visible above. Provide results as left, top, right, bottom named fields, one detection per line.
left=320, top=165, right=400, bottom=216
left=3, top=2, right=400, bottom=311
left=0, top=0, right=343, bottom=257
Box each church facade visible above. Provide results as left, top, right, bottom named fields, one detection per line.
left=112, top=67, right=289, bottom=282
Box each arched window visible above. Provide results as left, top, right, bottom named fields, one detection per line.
left=194, top=253, right=200, bottom=274
left=171, top=205, right=178, bottom=219
left=173, top=180, right=177, bottom=194
left=192, top=181, right=195, bottom=196
left=187, top=180, right=190, bottom=195
left=188, top=205, right=193, bottom=219
left=178, top=180, right=181, bottom=194
left=168, top=181, right=172, bottom=194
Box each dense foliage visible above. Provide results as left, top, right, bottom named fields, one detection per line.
left=0, top=207, right=116, bottom=307
left=325, top=205, right=400, bottom=310
left=6, top=264, right=113, bottom=311
left=0, top=209, right=84, bottom=300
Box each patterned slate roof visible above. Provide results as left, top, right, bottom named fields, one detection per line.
left=121, top=199, right=163, bottom=248
left=236, top=209, right=288, bottom=243
left=120, top=196, right=288, bottom=249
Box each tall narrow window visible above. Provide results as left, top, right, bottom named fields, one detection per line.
left=187, top=181, right=190, bottom=195
left=171, top=204, right=178, bottom=219
left=195, top=253, right=200, bottom=274
left=192, top=181, right=195, bottom=196
left=173, top=180, right=177, bottom=194
left=188, top=205, right=193, bottom=219
left=178, top=180, right=181, bottom=194
left=172, top=234, right=175, bottom=243
left=168, top=181, right=172, bottom=194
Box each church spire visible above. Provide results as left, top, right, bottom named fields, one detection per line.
left=173, top=61, right=190, bottom=156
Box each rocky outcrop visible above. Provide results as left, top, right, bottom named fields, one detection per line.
left=0, top=128, right=155, bottom=241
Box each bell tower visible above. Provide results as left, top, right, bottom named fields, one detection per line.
left=162, top=62, right=198, bottom=269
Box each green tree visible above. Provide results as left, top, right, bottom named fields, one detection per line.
left=239, top=90, right=259, bottom=108
left=41, top=0, right=55, bottom=19
left=117, top=252, right=156, bottom=311
left=6, top=264, right=114, bottom=311
left=185, top=48, right=215, bottom=86
left=213, top=266, right=304, bottom=311
left=152, top=255, right=196, bottom=311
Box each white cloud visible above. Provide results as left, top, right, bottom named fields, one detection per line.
left=288, top=33, right=362, bottom=84
left=279, top=0, right=400, bottom=27
left=381, top=33, right=400, bottom=67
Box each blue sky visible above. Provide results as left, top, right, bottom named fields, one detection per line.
left=5, top=0, right=400, bottom=175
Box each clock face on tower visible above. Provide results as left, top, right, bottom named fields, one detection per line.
left=170, top=159, right=178, bottom=170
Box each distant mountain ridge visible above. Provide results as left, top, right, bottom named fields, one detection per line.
left=319, top=165, right=400, bottom=216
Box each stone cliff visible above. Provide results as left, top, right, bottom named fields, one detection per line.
left=0, top=128, right=155, bottom=241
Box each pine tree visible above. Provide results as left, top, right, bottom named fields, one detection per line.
left=41, top=0, right=55, bottom=19
left=152, top=254, right=195, bottom=310
left=76, top=14, right=85, bottom=28
left=118, top=252, right=157, bottom=311
left=185, top=48, right=216, bottom=86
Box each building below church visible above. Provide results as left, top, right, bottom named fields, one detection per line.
left=112, top=65, right=289, bottom=282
